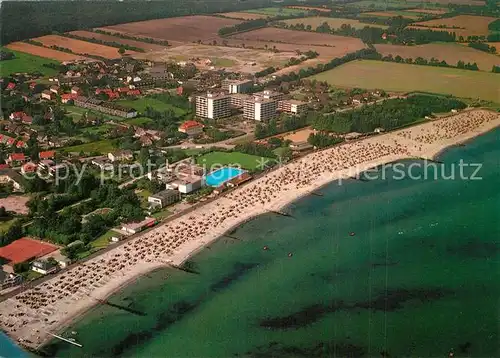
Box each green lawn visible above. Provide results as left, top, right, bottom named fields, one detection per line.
left=137, top=189, right=152, bottom=208
left=346, top=0, right=416, bottom=9
left=311, top=60, right=500, bottom=103
left=81, top=124, right=115, bottom=135
left=0, top=47, right=59, bottom=77
left=64, top=105, right=125, bottom=122
left=0, top=218, right=16, bottom=233
left=117, top=98, right=187, bottom=116
left=196, top=151, right=274, bottom=171
left=123, top=117, right=154, bottom=126
left=244, top=7, right=308, bottom=16
left=21, top=270, right=44, bottom=281
left=90, top=230, right=115, bottom=250
left=152, top=207, right=172, bottom=220
left=62, top=139, right=117, bottom=154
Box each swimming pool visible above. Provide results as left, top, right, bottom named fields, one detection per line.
left=205, top=167, right=245, bottom=187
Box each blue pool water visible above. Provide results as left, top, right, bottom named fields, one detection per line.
left=0, top=332, right=26, bottom=358
left=205, top=167, right=245, bottom=187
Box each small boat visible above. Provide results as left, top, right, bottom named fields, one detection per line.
left=263, top=246, right=269, bottom=251
left=349, top=232, right=356, bottom=237
left=288, top=252, right=293, bottom=257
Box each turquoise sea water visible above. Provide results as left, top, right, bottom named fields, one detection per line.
left=0, top=332, right=26, bottom=358
left=205, top=167, right=245, bottom=187
left=40, top=128, right=500, bottom=357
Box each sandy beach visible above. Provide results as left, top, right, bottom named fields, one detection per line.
left=0, top=109, right=499, bottom=350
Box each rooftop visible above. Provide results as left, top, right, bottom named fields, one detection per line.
left=0, top=238, right=59, bottom=265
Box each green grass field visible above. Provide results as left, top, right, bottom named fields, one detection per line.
left=196, top=151, right=273, bottom=171
left=123, top=117, right=154, bottom=126
left=0, top=47, right=59, bottom=77
left=283, top=16, right=388, bottom=29
left=346, top=0, right=417, bottom=9
left=117, top=98, right=187, bottom=116
left=64, top=105, right=125, bottom=122
left=244, top=7, right=308, bottom=16
left=312, top=60, right=500, bottom=102
left=90, top=230, right=115, bottom=250
left=62, top=139, right=117, bottom=154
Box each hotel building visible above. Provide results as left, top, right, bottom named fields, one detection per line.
left=195, top=93, right=231, bottom=119
left=243, top=98, right=278, bottom=121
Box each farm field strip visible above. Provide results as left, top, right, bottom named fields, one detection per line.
left=32, top=35, right=137, bottom=59
left=406, top=8, right=448, bottom=15
left=375, top=43, right=500, bottom=71
left=68, top=31, right=167, bottom=51
left=408, top=15, right=497, bottom=37
left=285, top=5, right=331, bottom=13
left=0, top=46, right=60, bottom=76
left=361, top=11, right=422, bottom=19
left=311, top=60, right=500, bottom=102
left=216, top=12, right=269, bottom=20
left=282, top=17, right=388, bottom=29
left=243, top=7, right=309, bottom=16
left=5, top=42, right=91, bottom=62
left=229, top=28, right=366, bottom=49
left=99, top=16, right=242, bottom=43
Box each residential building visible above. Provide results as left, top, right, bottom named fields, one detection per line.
left=229, top=93, right=252, bottom=108
left=278, top=99, right=308, bottom=115
left=254, top=90, right=284, bottom=102
left=74, top=96, right=137, bottom=118
left=166, top=174, right=204, bottom=194
left=31, top=260, right=58, bottom=275
left=108, top=150, right=134, bottom=162
left=178, top=120, right=204, bottom=136
left=9, top=111, right=26, bottom=121
left=121, top=217, right=157, bottom=234
left=195, top=93, right=230, bottom=119
left=223, top=79, right=253, bottom=94
left=21, top=162, right=37, bottom=175
left=71, top=86, right=82, bottom=95
left=0, top=169, right=24, bottom=191
left=243, top=98, right=278, bottom=121
left=6, top=153, right=27, bottom=165
left=148, top=190, right=181, bottom=208
left=39, top=150, right=56, bottom=160
left=49, top=85, right=60, bottom=94
left=41, top=90, right=52, bottom=100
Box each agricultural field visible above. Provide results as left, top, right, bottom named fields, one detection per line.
left=360, top=11, right=423, bottom=20
left=0, top=47, right=60, bottom=76
left=135, top=43, right=297, bottom=74
left=285, top=5, right=331, bottom=13
left=345, top=0, right=416, bottom=9
left=282, top=17, right=388, bottom=30
left=116, top=97, right=187, bottom=116
left=33, top=35, right=137, bottom=59
left=406, top=8, right=448, bottom=15
left=196, top=151, right=274, bottom=171
left=99, top=16, right=241, bottom=44
left=311, top=60, right=500, bottom=102
left=408, top=15, right=497, bottom=37
left=68, top=31, right=167, bottom=51
left=217, top=12, right=269, bottom=20
left=244, top=7, right=309, bottom=16
left=5, top=42, right=90, bottom=62
left=229, top=28, right=366, bottom=50
left=375, top=43, right=500, bottom=71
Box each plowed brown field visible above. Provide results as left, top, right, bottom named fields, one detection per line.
left=33, top=35, right=137, bottom=59
left=408, top=15, right=496, bottom=37
left=99, top=16, right=241, bottom=43
left=6, top=42, right=91, bottom=62
left=217, top=12, right=269, bottom=20
left=68, top=31, right=167, bottom=51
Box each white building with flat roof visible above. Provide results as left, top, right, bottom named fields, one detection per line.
left=224, top=79, right=254, bottom=94
left=243, top=98, right=278, bottom=121
left=195, top=93, right=231, bottom=119
left=278, top=99, right=308, bottom=114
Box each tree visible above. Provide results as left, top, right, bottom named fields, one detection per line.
left=118, top=46, right=126, bottom=55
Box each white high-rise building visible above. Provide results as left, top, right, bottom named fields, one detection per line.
left=243, top=98, right=278, bottom=121
left=195, top=93, right=231, bottom=119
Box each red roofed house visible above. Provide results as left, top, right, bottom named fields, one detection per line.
left=0, top=164, right=10, bottom=170
left=9, top=111, right=26, bottom=121
left=41, top=90, right=52, bottom=100
left=177, top=86, right=183, bottom=96
left=16, top=141, right=27, bottom=149
left=61, top=93, right=78, bottom=104
left=21, top=115, right=33, bottom=125
left=116, top=87, right=130, bottom=93
left=178, top=120, right=204, bottom=136
left=39, top=150, right=56, bottom=160
left=6, top=153, right=27, bottom=165
left=127, top=89, right=141, bottom=96
left=6, top=82, right=15, bottom=90
left=6, top=138, right=16, bottom=146
left=21, top=162, right=37, bottom=174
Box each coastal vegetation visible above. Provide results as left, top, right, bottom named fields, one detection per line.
left=312, top=94, right=466, bottom=134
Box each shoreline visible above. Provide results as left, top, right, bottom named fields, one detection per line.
left=1, top=109, right=499, bottom=351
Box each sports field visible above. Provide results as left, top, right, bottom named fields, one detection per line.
left=311, top=60, right=500, bottom=102
left=196, top=151, right=274, bottom=171
left=283, top=17, right=388, bottom=29
left=116, top=98, right=187, bottom=116
left=0, top=47, right=59, bottom=76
